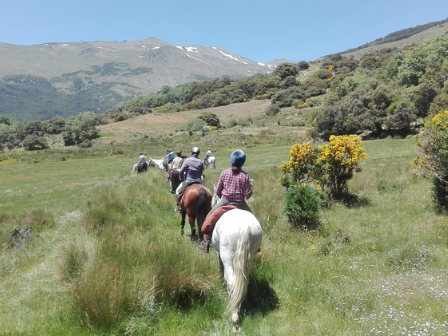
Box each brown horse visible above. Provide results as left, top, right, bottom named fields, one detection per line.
left=168, top=168, right=181, bottom=194
left=179, top=184, right=212, bottom=239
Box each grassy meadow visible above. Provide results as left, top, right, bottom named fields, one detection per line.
left=1, top=132, right=448, bottom=335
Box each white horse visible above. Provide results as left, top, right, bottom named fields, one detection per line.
left=148, top=158, right=168, bottom=172
left=211, top=190, right=262, bottom=332
left=204, top=156, right=216, bottom=170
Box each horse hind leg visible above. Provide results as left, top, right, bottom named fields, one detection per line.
left=180, top=213, right=186, bottom=236
left=188, top=216, right=197, bottom=239
left=232, top=311, right=241, bottom=333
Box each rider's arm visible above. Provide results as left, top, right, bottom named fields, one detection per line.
left=243, top=174, right=253, bottom=199
left=178, top=160, right=188, bottom=180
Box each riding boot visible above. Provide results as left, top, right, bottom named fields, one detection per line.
left=175, top=194, right=182, bottom=213
left=201, top=234, right=211, bottom=253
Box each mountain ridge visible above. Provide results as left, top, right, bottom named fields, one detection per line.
left=0, top=38, right=289, bottom=120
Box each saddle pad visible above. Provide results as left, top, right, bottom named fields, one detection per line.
left=201, top=205, right=237, bottom=234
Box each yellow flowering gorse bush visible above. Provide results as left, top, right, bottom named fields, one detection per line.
left=318, top=135, right=367, bottom=167
left=318, top=135, right=367, bottom=198
left=280, top=142, right=318, bottom=184
left=280, top=134, right=367, bottom=199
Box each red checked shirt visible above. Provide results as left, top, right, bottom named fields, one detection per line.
left=216, top=168, right=252, bottom=202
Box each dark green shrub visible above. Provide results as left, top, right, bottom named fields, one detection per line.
left=22, top=134, right=48, bottom=150
left=385, top=102, right=417, bottom=131
left=80, top=139, right=93, bottom=148
left=284, top=184, right=321, bottom=229
left=272, top=87, right=306, bottom=108
left=303, top=78, right=329, bottom=96
left=313, top=69, right=333, bottom=80
left=178, top=118, right=206, bottom=132
left=431, top=176, right=448, bottom=213
left=199, top=112, right=220, bottom=127
left=409, top=82, right=438, bottom=117
left=281, top=76, right=298, bottom=89
left=114, top=113, right=128, bottom=122
left=298, top=61, right=310, bottom=70
left=227, top=118, right=238, bottom=128
left=265, top=103, right=281, bottom=116
left=273, top=62, right=300, bottom=79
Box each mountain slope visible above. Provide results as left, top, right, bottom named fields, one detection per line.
left=0, top=38, right=278, bottom=120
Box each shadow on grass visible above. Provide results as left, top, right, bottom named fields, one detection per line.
left=341, top=192, right=371, bottom=208
left=241, top=268, right=279, bottom=318
left=322, top=192, right=371, bottom=209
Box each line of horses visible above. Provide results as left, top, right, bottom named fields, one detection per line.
left=133, top=156, right=216, bottom=174
left=132, top=155, right=262, bottom=331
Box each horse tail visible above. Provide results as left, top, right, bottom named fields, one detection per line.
left=196, top=187, right=208, bottom=234
left=227, top=225, right=251, bottom=316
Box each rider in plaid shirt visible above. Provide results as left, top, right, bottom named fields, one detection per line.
left=215, top=166, right=252, bottom=203
left=210, top=149, right=253, bottom=214
left=201, top=150, right=253, bottom=253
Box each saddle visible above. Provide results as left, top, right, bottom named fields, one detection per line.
left=178, top=180, right=202, bottom=197
left=201, top=205, right=237, bottom=234
left=168, top=167, right=180, bottom=177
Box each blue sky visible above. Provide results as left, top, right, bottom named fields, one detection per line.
left=1, top=0, right=447, bottom=62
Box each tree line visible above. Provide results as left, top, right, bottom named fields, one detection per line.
left=310, top=31, right=448, bottom=139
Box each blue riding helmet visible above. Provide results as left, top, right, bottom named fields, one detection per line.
left=230, top=150, right=246, bottom=167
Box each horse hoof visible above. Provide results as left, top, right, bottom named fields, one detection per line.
left=181, top=229, right=184, bottom=236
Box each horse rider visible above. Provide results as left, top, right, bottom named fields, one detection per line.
left=172, top=151, right=184, bottom=169
left=166, top=151, right=185, bottom=182
left=137, top=152, right=147, bottom=167
left=201, top=149, right=253, bottom=252
left=139, top=152, right=147, bottom=162
left=204, top=148, right=212, bottom=163
left=167, top=149, right=175, bottom=164
left=174, top=146, right=205, bottom=213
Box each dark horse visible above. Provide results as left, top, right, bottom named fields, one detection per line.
left=168, top=169, right=181, bottom=194
left=179, top=184, right=212, bottom=239
left=137, top=161, right=148, bottom=173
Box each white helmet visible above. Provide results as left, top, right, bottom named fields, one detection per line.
left=191, top=146, right=200, bottom=155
